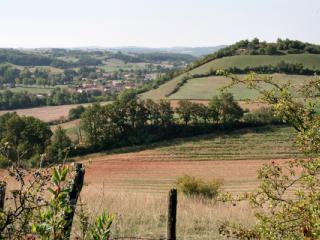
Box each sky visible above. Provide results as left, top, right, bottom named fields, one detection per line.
left=0, top=0, right=319, bottom=48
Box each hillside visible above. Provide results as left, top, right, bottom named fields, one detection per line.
left=141, top=39, right=320, bottom=100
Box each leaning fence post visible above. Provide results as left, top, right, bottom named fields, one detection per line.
left=65, top=163, right=85, bottom=239
left=167, top=188, right=177, bottom=240
left=0, top=182, right=6, bottom=210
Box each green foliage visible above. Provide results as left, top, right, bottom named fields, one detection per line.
left=32, top=166, right=71, bottom=240
left=0, top=113, right=52, bottom=166
left=191, top=38, right=320, bottom=70
left=217, top=73, right=320, bottom=239
left=176, top=100, right=193, bottom=125
left=142, top=53, right=320, bottom=100
left=0, top=87, right=109, bottom=110
left=208, top=92, right=244, bottom=124
left=69, top=105, right=86, bottom=120
left=45, top=126, right=72, bottom=164
left=176, top=175, right=221, bottom=199
left=90, top=212, right=114, bottom=240
left=116, top=88, right=138, bottom=104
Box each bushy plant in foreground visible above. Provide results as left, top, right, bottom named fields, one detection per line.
left=0, top=162, right=114, bottom=239
left=216, top=71, right=320, bottom=239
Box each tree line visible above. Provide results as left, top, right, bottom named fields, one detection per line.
left=0, top=64, right=105, bottom=87
left=138, top=39, right=320, bottom=95
left=165, top=62, right=320, bottom=97
left=190, top=38, right=320, bottom=71
left=80, top=91, right=280, bottom=151
left=0, top=88, right=111, bottom=110
left=0, top=90, right=281, bottom=167
left=0, top=49, right=103, bottom=68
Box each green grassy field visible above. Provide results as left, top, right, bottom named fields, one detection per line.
left=98, top=59, right=150, bottom=72
left=169, top=74, right=313, bottom=100
left=91, top=125, right=299, bottom=162
left=141, top=54, right=320, bottom=100
left=0, top=85, right=68, bottom=94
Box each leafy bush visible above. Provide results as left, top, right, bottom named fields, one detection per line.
left=176, top=175, right=222, bottom=199
left=69, top=105, right=86, bottom=120
left=217, top=72, right=320, bottom=239
left=90, top=212, right=114, bottom=240
left=0, top=163, right=114, bottom=239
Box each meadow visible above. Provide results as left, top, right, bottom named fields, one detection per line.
left=141, top=54, right=320, bottom=100
left=0, top=84, right=68, bottom=94
left=169, top=74, right=313, bottom=100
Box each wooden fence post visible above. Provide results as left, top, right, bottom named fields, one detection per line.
left=64, top=163, right=85, bottom=239
left=167, top=188, right=177, bottom=240
left=0, top=182, right=6, bottom=210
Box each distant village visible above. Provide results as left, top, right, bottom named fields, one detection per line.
left=74, top=72, right=157, bottom=95
left=1, top=70, right=158, bottom=98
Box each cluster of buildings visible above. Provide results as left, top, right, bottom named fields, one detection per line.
left=75, top=80, right=137, bottom=95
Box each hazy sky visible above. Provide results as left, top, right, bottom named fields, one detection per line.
left=1, top=0, right=319, bottom=48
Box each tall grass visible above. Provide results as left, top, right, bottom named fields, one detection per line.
left=78, top=189, right=255, bottom=240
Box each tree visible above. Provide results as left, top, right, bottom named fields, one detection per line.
left=265, top=44, right=278, bottom=55
left=145, top=99, right=161, bottom=126
left=0, top=113, right=52, bottom=166
left=158, top=100, right=174, bottom=128
left=192, top=103, right=211, bottom=124
left=176, top=100, right=193, bottom=125
left=209, top=92, right=244, bottom=124
left=80, top=104, right=103, bottom=147
left=69, top=105, right=86, bottom=120
left=46, top=126, right=72, bottom=164
left=217, top=71, right=320, bottom=239
left=116, top=88, right=137, bottom=104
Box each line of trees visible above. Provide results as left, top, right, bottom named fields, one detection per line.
left=0, top=65, right=104, bottom=87
left=139, top=39, right=320, bottom=95
left=190, top=38, right=320, bottom=71
left=0, top=49, right=103, bottom=68
left=80, top=91, right=276, bottom=150
left=224, top=61, right=320, bottom=75
left=165, top=61, right=320, bottom=98
left=0, top=88, right=111, bottom=110
left=0, top=91, right=281, bottom=166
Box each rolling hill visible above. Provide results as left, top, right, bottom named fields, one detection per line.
left=141, top=54, right=320, bottom=100
left=141, top=39, right=320, bottom=100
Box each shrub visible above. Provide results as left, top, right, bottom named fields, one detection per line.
left=69, top=105, right=86, bottom=120
left=176, top=175, right=222, bottom=199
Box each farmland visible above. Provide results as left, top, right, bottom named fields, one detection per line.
left=169, top=74, right=313, bottom=100
left=75, top=125, right=298, bottom=239
left=0, top=85, right=68, bottom=94
left=141, top=54, right=320, bottom=100
left=0, top=101, right=110, bottom=122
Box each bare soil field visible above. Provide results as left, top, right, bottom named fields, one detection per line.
left=0, top=102, right=110, bottom=122
left=77, top=150, right=285, bottom=239
left=0, top=125, right=297, bottom=239
left=82, top=156, right=283, bottom=194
